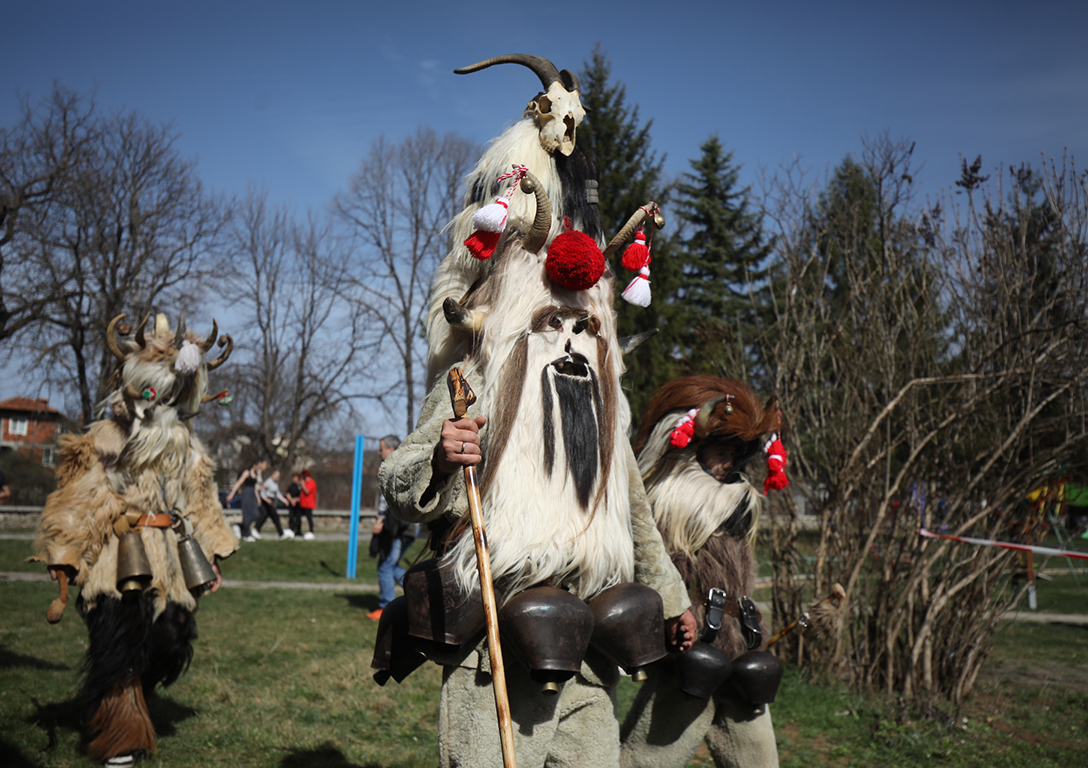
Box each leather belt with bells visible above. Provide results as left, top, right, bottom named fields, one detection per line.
left=700, top=588, right=764, bottom=651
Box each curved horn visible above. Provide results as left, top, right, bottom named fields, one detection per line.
left=520, top=171, right=552, bottom=253
left=200, top=318, right=218, bottom=352
left=106, top=314, right=129, bottom=362
left=206, top=334, right=233, bottom=370
left=202, top=392, right=217, bottom=403
left=603, top=202, right=662, bottom=259
left=134, top=313, right=150, bottom=349
left=559, top=69, right=580, bottom=93
left=443, top=297, right=485, bottom=333
left=174, top=311, right=187, bottom=348
left=619, top=328, right=659, bottom=356
left=693, top=396, right=727, bottom=439
left=455, top=54, right=561, bottom=91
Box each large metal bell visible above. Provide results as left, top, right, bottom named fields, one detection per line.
left=674, top=641, right=733, bottom=699
left=729, top=650, right=784, bottom=707
left=403, top=558, right=485, bottom=647
left=587, top=582, right=666, bottom=680
left=499, top=586, right=594, bottom=694
left=177, top=535, right=218, bottom=593
left=116, top=531, right=152, bottom=594
left=371, top=596, right=427, bottom=685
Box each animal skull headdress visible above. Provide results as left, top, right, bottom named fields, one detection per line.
left=456, top=54, right=586, bottom=157
left=104, top=312, right=232, bottom=419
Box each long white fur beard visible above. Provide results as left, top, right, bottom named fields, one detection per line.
left=442, top=242, right=633, bottom=602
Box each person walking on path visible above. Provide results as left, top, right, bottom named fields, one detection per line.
left=367, top=435, right=414, bottom=620
left=298, top=469, right=317, bottom=540
left=226, top=458, right=268, bottom=542
left=285, top=472, right=306, bottom=537
left=257, top=469, right=290, bottom=539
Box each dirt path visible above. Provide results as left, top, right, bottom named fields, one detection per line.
left=0, top=570, right=379, bottom=591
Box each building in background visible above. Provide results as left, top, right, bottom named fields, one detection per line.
left=0, top=397, right=66, bottom=467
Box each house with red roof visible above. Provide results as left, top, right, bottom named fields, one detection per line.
left=0, top=397, right=66, bottom=466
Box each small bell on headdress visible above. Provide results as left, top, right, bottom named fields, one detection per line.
left=116, top=532, right=153, bottom=594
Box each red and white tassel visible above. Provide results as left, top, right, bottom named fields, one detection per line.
left=620, top=228, right=653, bottom=306
left=669, top=408, right=698, bottom=448
left=763, top=433, right=789, bottom=494
left=464, top=165, right=528, bottom=261
left=622, top=267, right=651, bottom=307
left=464, top=197, right=509, bottom=260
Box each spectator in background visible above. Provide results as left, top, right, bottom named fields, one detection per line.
left=257, top=469, right=290, bottom=539
left=285, top=472, right=305, bottom=537
left=298, top=469, right=317, bottom=540
left=226, top=458, right=268, bottom=542
left=0, top=464, right=10, bottom=506
left=367, top=435, right=415, bottom=621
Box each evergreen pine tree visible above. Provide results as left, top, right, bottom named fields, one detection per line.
left=673, top=135, right=771, bottom=379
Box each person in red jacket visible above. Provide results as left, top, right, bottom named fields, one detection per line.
left=298, top=469, right=317, bottom=540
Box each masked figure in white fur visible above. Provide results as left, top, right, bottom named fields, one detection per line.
left=620, top=375, right=781, bottom=768
left=33, top=313, right=237, bottom=767
left=379, top=54, right=696, bottom=768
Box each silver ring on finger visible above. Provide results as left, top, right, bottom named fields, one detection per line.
left=460, top=441, right=466, bottom=454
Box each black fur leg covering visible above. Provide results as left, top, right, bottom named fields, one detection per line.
left=78, top=594, right=155, bottom=715
left=143, top=602, right=197, bottom=696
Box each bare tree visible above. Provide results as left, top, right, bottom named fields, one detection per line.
left=333, top=126, right=478, bottom=434
left=757, top=139, right=1088, bottom=706
left=0, top=85, right=96, bottom=342
left=209, top=190, right=377, bottom=475
left=12, top=102, right=229, bottom=423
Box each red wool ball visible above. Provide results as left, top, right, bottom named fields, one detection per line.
left=545, top=230, right=605, bottom=291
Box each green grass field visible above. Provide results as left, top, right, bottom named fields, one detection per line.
left=2, top=536, right=1087, bottom=767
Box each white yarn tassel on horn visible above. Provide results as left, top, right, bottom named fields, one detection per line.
left=622, top=267, right=651, bottom=307
left=174, top=340, right=203, bottom=375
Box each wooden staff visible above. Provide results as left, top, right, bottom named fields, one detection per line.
left=447, top=367, right=517, bottom=768
left=47, top=569, right=70, bottom=624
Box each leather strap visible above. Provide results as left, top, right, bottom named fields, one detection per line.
left=135, top=513, right=174, bottom=528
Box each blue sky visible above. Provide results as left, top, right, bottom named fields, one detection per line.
left=4, top=0, right=1087, bottom=427
left=6, top=0, right=1086, bottom=209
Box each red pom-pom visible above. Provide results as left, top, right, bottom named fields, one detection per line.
left=545, top=230, right=605, bottom=291
left=621, top=231, right=650, bottom=271
left=464, top=229, right=501, bottom=260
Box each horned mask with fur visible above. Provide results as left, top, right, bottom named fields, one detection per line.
left=441, top=171, right=635, bottom=603
left=427, top=53, right=602, bottom=386
left=633, top=375, right=778, bottom=657
left=101, top=312, right=232, bottom=478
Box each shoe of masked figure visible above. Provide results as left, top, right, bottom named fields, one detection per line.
left=281, top=530, right=295, bottom=540
left=251, top=530, right=262, bottom=540
left=242, top=536, right=257, bottom=543
left=303, top=531, right=315, bottom=540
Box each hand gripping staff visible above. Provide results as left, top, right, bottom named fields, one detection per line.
left=447, top=367, right=518, bottom=768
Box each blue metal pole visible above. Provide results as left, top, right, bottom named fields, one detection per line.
left=347, top=435, right=364, bottom=579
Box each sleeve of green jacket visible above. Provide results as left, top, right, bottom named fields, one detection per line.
left=377, top=365, right=481, bottom=526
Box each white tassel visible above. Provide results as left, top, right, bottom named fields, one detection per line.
left=174, top=340, right=202, bottom=374
left=622, top=267, right=652, bottom=307
left=472, top=197, right=510, bottom=232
